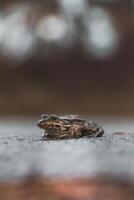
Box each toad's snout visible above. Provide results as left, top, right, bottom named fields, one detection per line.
left=37, top=118, right=45, bottom=128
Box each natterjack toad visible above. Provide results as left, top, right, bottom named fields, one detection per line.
left=37, top=114, right=104, bottom=140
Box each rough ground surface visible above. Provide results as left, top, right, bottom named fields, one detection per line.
left=0, top=117, right=134, bottom=181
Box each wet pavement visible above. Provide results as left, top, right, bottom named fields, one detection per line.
left=0, top=117, right=134, bottom=181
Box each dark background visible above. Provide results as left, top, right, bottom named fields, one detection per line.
left=0, top=0, right=134, bottom=117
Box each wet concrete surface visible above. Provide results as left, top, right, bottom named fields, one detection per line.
left=0, top=117, right=134, bottom=181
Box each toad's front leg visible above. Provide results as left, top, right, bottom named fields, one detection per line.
left=58, top=125, right=82, bottom=139
left=42, top=131, right=48, bottom=139
left=68, top=125, right=82, bottom=138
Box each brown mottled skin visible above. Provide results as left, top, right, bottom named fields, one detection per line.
left=37, top=114, right=104, bottom=140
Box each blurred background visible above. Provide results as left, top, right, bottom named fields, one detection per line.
left=1, top=2, right=134, bottom=199
left=0, top=0, right=133, bottom=117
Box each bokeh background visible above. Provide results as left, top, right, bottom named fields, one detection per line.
left=0, top=0, right=133, bottom=117
left=1, top=2, right=134, bottom=199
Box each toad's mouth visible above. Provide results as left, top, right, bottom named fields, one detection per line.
left=37, top=119, right=63, bottom=129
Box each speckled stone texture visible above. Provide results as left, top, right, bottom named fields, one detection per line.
left=0, top=118, right=134, bottom=199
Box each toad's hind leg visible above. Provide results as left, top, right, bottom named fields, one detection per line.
left=94, top=127, right=104, bottom=137
left=81, top=121, right=104, bottom=138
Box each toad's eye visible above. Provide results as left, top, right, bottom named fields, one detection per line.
left=50, top=115, right=58, bottom=120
